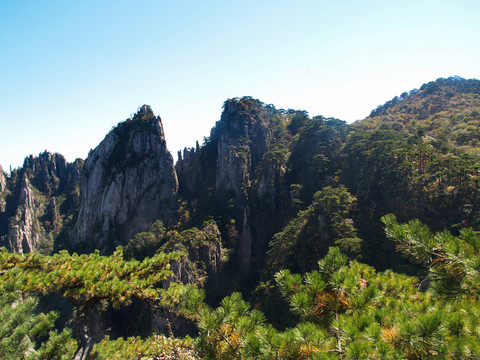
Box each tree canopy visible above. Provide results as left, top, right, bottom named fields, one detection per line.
left=0, top=247, right=189, bottom=360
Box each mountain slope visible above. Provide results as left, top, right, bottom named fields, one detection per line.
left=2, top=77, right=480, bottom=344
left=358, top=76, right=480, bottom=153
left=2, top=77, right=480, bottom=276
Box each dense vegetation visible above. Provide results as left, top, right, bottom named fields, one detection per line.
left=1, top=216, right=480, bottom=359
left=1, top=77, right=480, bottom=358
left=361, top=76, right=480, bottom=154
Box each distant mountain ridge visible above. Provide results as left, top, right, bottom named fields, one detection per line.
left=0, top=77, right=479, bottom=279
left=2, top=76, right=480, bottom=354
left=358, top=76, right=480, bottom=153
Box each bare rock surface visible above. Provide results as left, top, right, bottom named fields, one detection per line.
left=71, top=105, right=179, bottom=252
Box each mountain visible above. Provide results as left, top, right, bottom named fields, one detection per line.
left=0, top=77, right=479, bottom=292
left=2, top=78, right=480, bottom=272
left=358, top=76, right=480, bottom=154
left=177, top=97, right=288, bottom=272
left=2, top=77, right=480, bottom=355
left=70, top=105, right=179, bottom=253
left=0, top=152, right=82, bottom=253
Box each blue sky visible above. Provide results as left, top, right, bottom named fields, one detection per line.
left=1, top=0, right=479, bottom=171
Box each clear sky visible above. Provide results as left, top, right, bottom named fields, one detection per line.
left=1, top=0, right=479, bottom=171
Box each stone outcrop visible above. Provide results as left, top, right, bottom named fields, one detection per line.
left=215, top=99, right=274, bottom=194
left=0, top=165, right=6, bottom=212
left=7, top=174, right=43, bottom=253
left=177, top=97, right=286, bottom=270
left=214, top=100, right=286, bottom=269
left=1, top=152, right=82, bottom=253
left=71, top=105, right=179, bottom=252
left=19, top=151, right=82, bottom=205
left=23, top=152, right=67, bottom=193
left=175, top=140, right=216, bottom=198
left=153, top=220, right=224, bottom=336
left=0, top=165, right=5, bottom=192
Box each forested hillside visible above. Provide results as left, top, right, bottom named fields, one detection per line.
left=1, top=77, right=480, bottom=359
left=360, top=76, right=480, bottom=153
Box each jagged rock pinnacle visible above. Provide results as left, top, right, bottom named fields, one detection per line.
left=139, top=104, right=152, bottom=114
left=70, top=106, right=178, bottom=253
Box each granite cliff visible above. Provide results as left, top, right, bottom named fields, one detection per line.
left=177, top=97, right=288, bottom=271
left=6, top=174, right=43, bottom=253
left=0, top=165, right=6, bottom=212
left=0, top=152, right=82, bottom=253
left=70, top=105, right=178, bottom=253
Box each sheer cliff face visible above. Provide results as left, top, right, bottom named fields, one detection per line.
left=177, top=98, right=287, bottom=270
left=7, top=174, right=42, bottom=253
left=71, top=106, right=179, bottom=252
left=214, top=100, right=286, bottom=269
left=1, top=152, right=82, bottom=254
left=215, top=99, right=274, bottom=195
left=0, top=166, right=5, bottom=192
left=0, top=166, right=6, bottom=212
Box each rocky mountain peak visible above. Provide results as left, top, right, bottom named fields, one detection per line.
left=70, top=106, right=178, bottom=253
left=177, top=97, right=287, bottom=270
left=22, top=151, right=69, bottom=195
left=213, top=97, right=283, bottom=193
left=0, top=152, right=83, bottom=254
left=138, top=104, right=153, bottom=115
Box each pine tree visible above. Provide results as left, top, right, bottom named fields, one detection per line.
left=382, top=213, right=480, bottom=297
left=0, top=274, right=75, bottom=359
left=0, top=247, right=186, bottom=360
left=275, top=246, right=480, bottom=358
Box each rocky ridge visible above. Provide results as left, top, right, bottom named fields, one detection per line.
left=177, top=97, right=287, bottom=271
left=3, top=80, right=480, bottom=345
left=5, top=79, right=479, bottom=272
left=0, top=152, right=82, bottom=253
